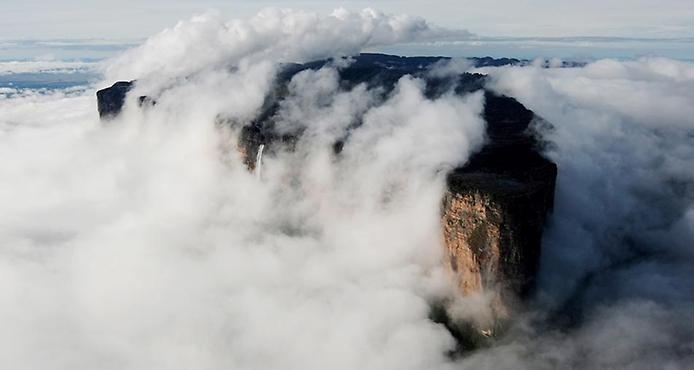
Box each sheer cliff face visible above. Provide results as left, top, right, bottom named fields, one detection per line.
left=96, top=53, right=557, bottom=323
left=442, top=164, right=556, bottom=319
left=442, top=94, right=557, bottom=320
left=442, top=191, right=504, bottom=311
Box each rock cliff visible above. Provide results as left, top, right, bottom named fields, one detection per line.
left=443, top=93, right=556, bottom=325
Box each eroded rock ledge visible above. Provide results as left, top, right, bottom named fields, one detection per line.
left=96, top=53, right=557, bottom=340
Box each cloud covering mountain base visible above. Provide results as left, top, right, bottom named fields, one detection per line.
left=0, top=9, right=693, bottom=370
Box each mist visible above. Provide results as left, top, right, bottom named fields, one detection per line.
left=464, top=57, right=694, bottom=368
left=1, top=8, right=693, bottom=370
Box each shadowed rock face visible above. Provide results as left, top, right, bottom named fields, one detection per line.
left=96, top=53, right=557, bottom=327
left=235, top=54, right=489, bottom=168
left=96, top=81, right=133, bottom=119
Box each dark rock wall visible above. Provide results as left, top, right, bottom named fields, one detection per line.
left=96, top=81, right=133, bottom=119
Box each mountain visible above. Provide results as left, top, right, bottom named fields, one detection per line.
left=96, top=53, right=557, bottom=343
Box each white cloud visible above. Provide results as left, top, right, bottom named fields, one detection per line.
left=0, top=15, right=485, bottom=367
left=464, top=57, right=694, bottom=368
left=1, top=8, right=693, bottom=370
left=104, top=8, right=471, bottom=84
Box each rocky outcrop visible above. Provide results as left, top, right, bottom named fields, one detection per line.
left=96, top=81, right=133, bottom=118
left=96, top=53, right=557, bottom=329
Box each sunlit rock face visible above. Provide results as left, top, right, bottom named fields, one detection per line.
left=96, top=52, right=557, bottom=326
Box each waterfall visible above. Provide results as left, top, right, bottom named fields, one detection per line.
left=255, top=144, right=265, bottom=179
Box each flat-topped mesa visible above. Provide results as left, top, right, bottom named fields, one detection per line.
left=232, top=59, right=557, bottom=317
left=95, top=54, right=557, bottom=328
left=94, top=54, right=522, bottom=119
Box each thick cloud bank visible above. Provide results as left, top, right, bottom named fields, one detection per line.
left=104, top=7, right=472, bottom=84
left=0, top=70, right=484, bottom=370
left=464, top=58, right=694, bottom=369
left=1, top=9, right=693, bottom=370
